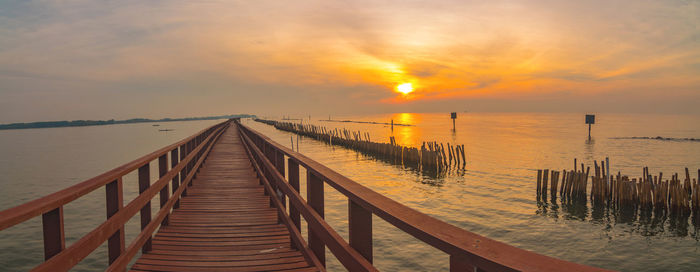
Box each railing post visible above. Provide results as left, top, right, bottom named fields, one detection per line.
left=275, top=151, right=286, bottom=211
left=450, top=255, right=475, bottom=272
left=189, top=140, right=196, bottom=184
left=349, top=199, right=373, bottom=263
left=158, top=154, right=169, bottom=226
left=307, top=171, right=325, bottom=267
left=171, top=148, right=180, bottom=208
left=288, top=158, right=301, bottom=248
left=106, top=178, right=124, bottom=264
left=41, top=206, right=65, bottom=260
left=138, top=164, right=152, bottom=253
left=180, top=145, right=187, bottom=196
left=186, top=140, right=193, bottom=185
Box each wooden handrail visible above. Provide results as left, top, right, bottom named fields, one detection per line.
left=0, top=121, right=228, bottom=231
left=238, top=123, right=375, bottom=271
left=238, top=127, right=326, bottom=271
left=106, top=122, right=228, bottom=271
left=238, top=122, right=611, bottom=272
left=0, top=119, right=230, bottom=271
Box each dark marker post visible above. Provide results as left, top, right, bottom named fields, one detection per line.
left=451, top=112, right=457, bottom=131
left=585, top=114, right=595, bottom=139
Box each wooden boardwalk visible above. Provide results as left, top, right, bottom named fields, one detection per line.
left=131, top=126, right=319, bottom=272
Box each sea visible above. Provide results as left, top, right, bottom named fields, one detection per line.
left=1, top=112, right=699, bottom=271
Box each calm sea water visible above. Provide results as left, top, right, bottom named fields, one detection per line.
left=1, top=113, right=699, bottom=271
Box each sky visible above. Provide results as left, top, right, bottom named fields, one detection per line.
left=0, top=0, right=698, bottom=123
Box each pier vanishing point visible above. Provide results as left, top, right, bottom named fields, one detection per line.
left=0, top=119, right=611, bottom=271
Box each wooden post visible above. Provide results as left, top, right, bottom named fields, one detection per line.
left=537, top=170, right=542, bottom=194
left=288, top=159, right=301, bottom=245
left=41, top=207, right=65, bottom=260
left=106, top=178, right=124, bottom=264
left=188, top=140, right=195, bottom=182
left=542, top=169, right=549, bottom=197
left=307, top=171, right=325, bottom=267
left=138, top=164, right=152, bottom=253
left=171, top=148, right=180, bottom=209
left=449, top=255, right=473, bottom=272
left=158, top=154, right=169, bottom=226
left=276, top=151, right=286, bottom=210
left=180, top=145, right=187, bottom=196
left=349, top=199, right=373, bottom=263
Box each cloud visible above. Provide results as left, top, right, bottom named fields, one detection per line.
left=0, top=0, right=699, bottom=122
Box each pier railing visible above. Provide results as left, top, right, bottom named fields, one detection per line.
left=0, top=120, right=230, bottom=271
left=238, top=122, right=609, bottom=272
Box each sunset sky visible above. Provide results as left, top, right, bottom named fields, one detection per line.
left=1, top=0, right=699, bottom=122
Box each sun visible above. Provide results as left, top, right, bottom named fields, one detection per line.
left=396, top=83, right=413, bottom=95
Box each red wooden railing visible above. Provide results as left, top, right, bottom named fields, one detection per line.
left=238, top=122, right=611, bottom=272
left=0, top=120, right=230, bottom=271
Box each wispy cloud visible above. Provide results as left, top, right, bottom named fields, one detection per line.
left=0, top=0, right=698, bottom=122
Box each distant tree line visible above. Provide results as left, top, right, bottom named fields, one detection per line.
left=0, top=114, right=256, bottom=130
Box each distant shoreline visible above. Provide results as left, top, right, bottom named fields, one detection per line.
left=0, top=114, right=255, bottom=130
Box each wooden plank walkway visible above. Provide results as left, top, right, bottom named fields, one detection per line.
left=131, top=125, right=319, bottom=272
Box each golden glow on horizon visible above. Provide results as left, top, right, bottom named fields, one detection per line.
left=392, top=113, right=421, bottom=147
left=11, top=1, right=689, bottom=112
left=396, top=83, right=414, bottom=95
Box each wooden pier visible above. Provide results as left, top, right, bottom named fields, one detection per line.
left=131, top=125, right=319, bottom=271
left=0, top=120, right=610, bottom=271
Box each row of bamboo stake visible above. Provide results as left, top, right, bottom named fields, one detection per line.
left=537, top=159, right=700, bottom=212
left=255, top=119, right=466, bottom=174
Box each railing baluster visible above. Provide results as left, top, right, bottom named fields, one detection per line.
left=158, top=154, right=169, bottom=226
left=138, top=164, right=152, bottom=253
left=450, top=255, right=475, bottom=272
left=188, top=140, right=195, bottom=185
left=180, top=145, right=187, bottom=196
left=171, top=148, right=180, bottom=208
left=41, top=206, right=65, bottom=260
left=185, top=141, right=191, bottom=184
left=349, top=199, right=373, bottom=263
left=287, top=158, right=300, bottom=249
left=307, top=171, right=326, bottom=267
left=106, top=178, right=124, bottom=264
left=276, top=151, right=286, bottom=213
left=288, top=159, right=301, bottom=233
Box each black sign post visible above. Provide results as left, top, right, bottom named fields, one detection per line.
left=585, top=114, right=595, bottom=138
left=451, top=112, right=457, bottom=131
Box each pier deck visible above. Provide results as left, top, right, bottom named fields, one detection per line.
left=131, top=126, right=318, bottom=272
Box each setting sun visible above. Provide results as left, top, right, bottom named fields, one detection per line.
left=396, top=83, right=413, bottom=95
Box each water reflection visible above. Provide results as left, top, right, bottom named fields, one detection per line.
left=584, top=137, right=595, bottom=161
left=537, top=195, right=700, bottom=239
left=391, top=113, right=421, bottom=147
left=358, top=154, right=465, bottom=187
